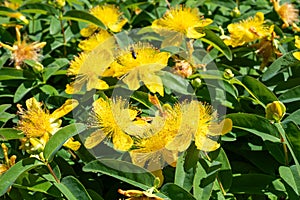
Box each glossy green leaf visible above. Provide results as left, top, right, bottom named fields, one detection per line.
left=0, top=128, right=24, bottom=140
left=0, top=158, right=44, bottom=196
left=279, top=165, right=300, bottom=196
left=227, top=113, right=280, bottom=142
left=159, top=71, right=194, bottom=95
left=0, top=68, right=34, bottom=81
left=19, top=3, right=59, bottom=16
left=54, top=176, right=92, bottom=200
left=13, top=172, right=61, bottom=197
left=242, top=76, right=278, bottom=105
left=230, top=174, right=276, bottom=194
left=283, top=121, right=300, bottom=164
left=83, top=159, right=155, bottom=190
left=215, top=148, right=232, bottom=191
left=44, top=123, right=86, bottom=162
left=200, top=29, right=232, bottom=61
left=278, top=85, right=300, bottom=103
left=13, top=81, right=36, bottom=103
left=160, top=183, right=196, bottom=200
left=39, top=84, right=59, bottom=96
left=284, top=109, right=300, bottom=125
left=193, top=161, right=213, bottom=200
left=63, top=10, right=106, bottom=29
left=262, top=50, right=300, bottom=81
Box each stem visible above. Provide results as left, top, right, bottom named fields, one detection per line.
left=280, top=135, right=289, bottom=165
left=59, top=12, right=67, bottom=57
left=217, top=175, right=226, bottom=195
left=47, top=163, right=60, bottom=183
left=230, top=78, right=266, bottom=108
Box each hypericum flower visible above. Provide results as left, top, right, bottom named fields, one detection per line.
left=118, top=188, right=163, bottom=200
left=293, top=35, right=300, bottom=60
left=80, top=4, right=127, bottom=37
left=86, top=97, right=136, bottom=151
left=0, top=25, right=45, bottom=69
left=17, top=97, right=80, bottom=156
left=152, top=6, right=212, bottom=47
left=165, top=100, right=232, bottom=152
left=271, top=0, right=299, bottom=30
left=103, top=43, right=170, bottom=96
left=224, top=12, right=272, bottom=47
left=0, top=143, right=16, bottom=175
left=3, top=1, right=20, bottom=10
left=78, top=29, right=112, bottom=51
left=129, top=114, right=179, bottom=171
left=65, top=34, right=115, bottom=94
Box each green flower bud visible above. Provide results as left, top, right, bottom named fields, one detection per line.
left=223, top=69, right=234, bottom=79
left=230, top=7, right=241, bottom=18
left=191, top=78, right=202, bottom=88
left=265, top=101, right=286, bottom=122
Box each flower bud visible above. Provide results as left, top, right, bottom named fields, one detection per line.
left=223, top=69, right=234, bottom=79
left=231, top=7, right=241, bottom=18
left=191, top=78, right=202, bottom=88
left=265, top=101, right=286, bottom=122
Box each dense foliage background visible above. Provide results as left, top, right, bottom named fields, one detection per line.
left=0, top=0, right=300, bottom=199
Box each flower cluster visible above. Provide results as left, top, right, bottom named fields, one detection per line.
left=86, top=96, right=232, bottom=171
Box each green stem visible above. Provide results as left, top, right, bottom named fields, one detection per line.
left=59, top=12, right=67, bottom=57
left=230, top=78, right=266, bottom=108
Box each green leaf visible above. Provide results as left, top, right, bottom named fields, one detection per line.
left=19, top=3, right=59, bottom=16
left=242, top=76, right=278, bottom=105
left=54, top=176, right=92, bottom=200
left=0, top=128, right=24, bottom=140
left=0, top=158, right=44, bottom=196
left=193, top=162, right=214, bottom=200
left=160, top=183, right=196, bottom=200
left=279, top=165, right=300, bottom=196
left=230, top=174, right=276, bottom=194
left=13, top=172, right=61, bottom=198
left=83, top=159, right=155, bottom=190
left=50, top=16, right=61, bottom=35
left=227, top=113, right=280, bottom=142
left=0, top=68, right=34, bottom=81
left=200, top=29, right=232, bottom=61
left=39, top=84, right=59, bottom=96
left=13, top=81, right=36, bottom=103
left=44, top=123, right=86, bottom=162
left=215, top=148, right=232, bottom=191
left=278, top=85, right=300, bottom=103
left=262, top=50, right=300, bottom=81
left=63, top=10, right=106, bottom=29
left=284, top=109, right=300, bottom=125
left=159, top=71, right=194, bottom=95
left=284, top=121, right=300, bottom=165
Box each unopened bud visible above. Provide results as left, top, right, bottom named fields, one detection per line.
left=223, top=69, right=234, bottom=79
left=230, top=7, right=241, bottom=18
left=265, top=101, right=286, bottom=122
left=191, top=78, right=202, bottom=88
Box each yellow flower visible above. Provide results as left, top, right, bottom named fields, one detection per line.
left=65, top=34, right=115, bottom=94
left=165, top=100, right=232, bottom=152
left=3, top=1, right=20, bottom=10
left=293, top=36, right=300, bottom=61
left=103, top=43, right=170, bottom=96
left=78, top=29, right=112, bottom=51
left=130, top=107, right=180, bottom=171
left=271, top=0, right=299, bottom=29
left=0, top=143, right=16, bottom=175
left=224, top=12, right=272, bottom=47
left=86, top=97, right=136, bottom=151
left=0, top=25, right=45, bottom=69
left=118, top=188, right=163, bottom=200
left=17, top=97, right=80, bottom=154
left=80, top=4, right=127, bottom=37
left=152, top=6, right=212, bottom=43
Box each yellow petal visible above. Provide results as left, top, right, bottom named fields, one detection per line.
left=122, top=70, right=140, bottom=90
left=80, top=25, right=98, bottom=37
left=143, top=74, right=164, bottom=96
left=86, top=78, right=109, bottom=91
left=209, top=118, right=233, bottom=136
left=293, top=52, right=300, bottom=61
left=195, top=136, right=220, bottom=152
left=85, top=129, right=107, bottom=149
left=63, top=137, right=81, bottom=151
left=50, top=99, right=79, bottom=122
left=112, top=131, right=133, bottom=151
